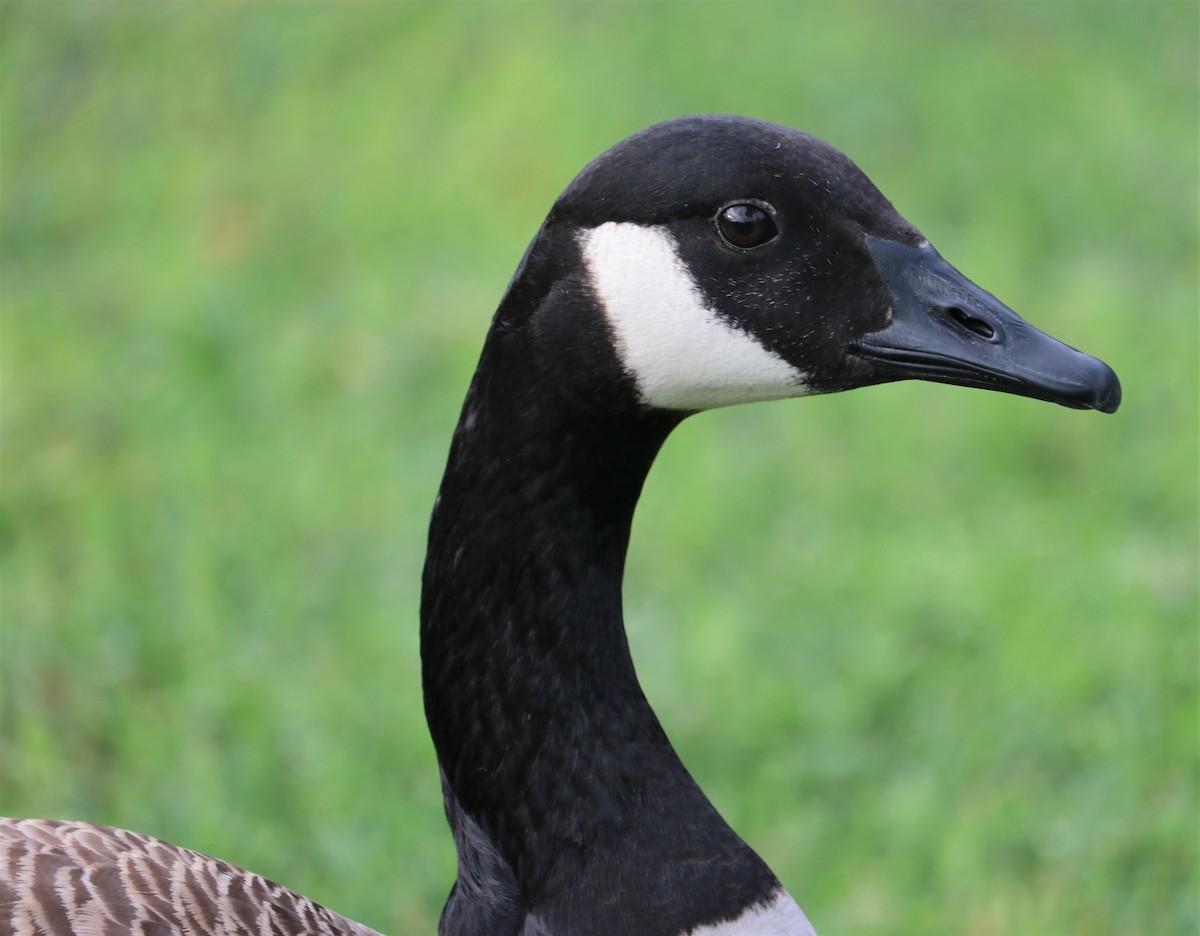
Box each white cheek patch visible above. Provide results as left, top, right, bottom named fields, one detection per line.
left=578, top=222, right=810, bottom=411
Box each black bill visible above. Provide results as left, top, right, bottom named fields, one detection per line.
left=853, top=236, right=1121, bottom=413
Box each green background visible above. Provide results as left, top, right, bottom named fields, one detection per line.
left=3, top=3, right=1196, bottom=934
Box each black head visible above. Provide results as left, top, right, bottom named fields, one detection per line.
left=503, top=115, right=1120, bottom=416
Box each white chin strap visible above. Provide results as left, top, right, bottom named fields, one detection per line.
left=579, top=222, right=810, bottom=411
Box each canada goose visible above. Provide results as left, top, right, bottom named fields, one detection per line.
left=1, top=115, right=1119, bottom=936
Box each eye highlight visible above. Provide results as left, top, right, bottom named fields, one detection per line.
left=716, top=203, right=778, bottom=250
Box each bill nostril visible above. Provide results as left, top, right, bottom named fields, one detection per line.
left=948, top=306, right=996, bottom=340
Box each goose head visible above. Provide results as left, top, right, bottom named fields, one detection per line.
left=501, top=114, right=1120, bottom=419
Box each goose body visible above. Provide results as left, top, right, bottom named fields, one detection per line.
left=1, top=115, right=1120, bottom=936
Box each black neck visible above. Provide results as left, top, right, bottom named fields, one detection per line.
left=420, top=311, right=781, bottom=930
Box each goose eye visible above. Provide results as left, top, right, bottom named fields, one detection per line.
left=716, top=203, right=778, bottom=249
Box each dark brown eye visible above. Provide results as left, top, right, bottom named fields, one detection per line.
left=716, top=203, right=778, bottom=249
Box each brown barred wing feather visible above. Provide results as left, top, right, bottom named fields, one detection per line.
left=0, top=819, right=383, bottom=936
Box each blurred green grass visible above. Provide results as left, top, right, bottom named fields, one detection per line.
left=2, top=3, right=1196, bottom=934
